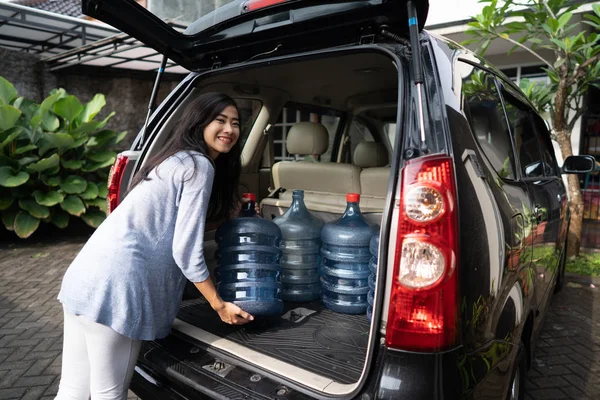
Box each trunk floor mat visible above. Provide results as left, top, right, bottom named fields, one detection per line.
left=176, top=299, right=371, bottom=384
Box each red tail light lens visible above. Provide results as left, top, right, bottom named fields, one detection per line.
left=106, top=154, right=129, bottom=215
left=386, top=154, right=459, bottom=351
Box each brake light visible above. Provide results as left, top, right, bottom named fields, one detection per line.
left=386, top=154, right=459, bottom=351
left=106, top=154, right=129, bottom=215
left=243, top=0, right=289, bottom=12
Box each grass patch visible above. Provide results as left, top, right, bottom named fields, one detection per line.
left=566, top=252, right=600, bottom=276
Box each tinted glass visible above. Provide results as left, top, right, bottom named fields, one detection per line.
left=461, top=66, right=515, bottom=180
left=501, top=90, right=545, bottom=179
left=531, top=114, right=559, bottom=177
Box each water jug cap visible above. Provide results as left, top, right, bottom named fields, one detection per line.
left=347, top=193, right=360, bottom=203
left=242, top=193, right=256, bottom=202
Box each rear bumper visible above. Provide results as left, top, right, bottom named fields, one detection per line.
left=130, top=334, right=508, bottom=400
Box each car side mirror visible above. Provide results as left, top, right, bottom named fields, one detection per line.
left=561, top=155, right=595, bottom=174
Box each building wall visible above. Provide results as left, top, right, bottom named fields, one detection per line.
left=0, top=48, right=180, bottom=149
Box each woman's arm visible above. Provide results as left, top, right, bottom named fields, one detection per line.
left=193, top=278, right=254, bottom=325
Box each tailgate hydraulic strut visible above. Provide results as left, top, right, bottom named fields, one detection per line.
left=406, top=0, right=428, bottom=153
left=139, top=54, right=168, bottom=149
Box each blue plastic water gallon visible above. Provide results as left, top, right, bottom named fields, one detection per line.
left=320, top=193, right=374, bottom=314
left=215, top=213, right=284, bottom=316
left=273, top=190, right=323, bottom=302
left=367, top=230, right=380, bottom=320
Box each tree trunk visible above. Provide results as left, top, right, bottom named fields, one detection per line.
left=556, top=130, right=583, bottom=257
left=553, top=75, right=583, bottom=257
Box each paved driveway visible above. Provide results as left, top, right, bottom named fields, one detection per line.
left=0, top=237, right=598, bottom=399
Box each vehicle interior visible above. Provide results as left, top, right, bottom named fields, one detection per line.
left=139, top=49, right=400, bottom=394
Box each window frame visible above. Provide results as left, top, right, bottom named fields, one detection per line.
left=496, top=79, right=557, bottom=181
left=459, top=62, right=518, bottom=183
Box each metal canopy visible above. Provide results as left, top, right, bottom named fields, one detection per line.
left=0, top=1, right=189, bottom=74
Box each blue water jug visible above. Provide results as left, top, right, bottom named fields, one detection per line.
left=320, top=193, right=374, bottom=314
left=367, top=230, right=380, bottom=320
left=215, top=210, right=284, bottom=316
left=273, top=190, right=323, bottom=302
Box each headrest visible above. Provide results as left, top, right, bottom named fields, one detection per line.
left=286, top=122, right=329, bottom=155
left=354, top=142, right=388, bottom=168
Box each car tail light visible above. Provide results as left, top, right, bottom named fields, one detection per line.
left=106, top=153, right=129, bottom=215
left=243, top=0, right=289, bottom=12
left=386, top=154, right=459, bottom=351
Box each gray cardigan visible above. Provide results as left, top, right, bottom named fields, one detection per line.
left=58, top=151, right=214, bottom=340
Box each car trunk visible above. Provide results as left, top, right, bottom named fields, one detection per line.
left=137, top=48, right=403, bottom=396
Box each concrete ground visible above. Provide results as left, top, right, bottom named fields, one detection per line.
left=0, top=236, right=598, bottom=399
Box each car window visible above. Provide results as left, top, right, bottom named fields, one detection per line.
left=501, top=90, right=545, bottom=179
left=271, top=103, right=341, bottom=162
left=461, top=66, right=516, bottom=180
left=531, top=113, right=559, bottom=177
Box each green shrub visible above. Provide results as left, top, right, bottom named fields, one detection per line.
left=0, top=76, right=126, bottom=238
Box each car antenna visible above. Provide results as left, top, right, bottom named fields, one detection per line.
left=406, top=0, right=428, bottom=153
left=139, top=54, right=168, bottom=150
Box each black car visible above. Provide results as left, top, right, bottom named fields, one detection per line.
left=84, top=0, right=594, bottom=399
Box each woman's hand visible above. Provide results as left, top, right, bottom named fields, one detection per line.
left=214, top=301, right=254, bottom=325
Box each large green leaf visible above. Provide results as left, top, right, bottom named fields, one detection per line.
left=50, top=208, right=69, bottom=229
left=12, top=96, right=24, bottom=110
left=60, top=175, right=87, bottom=194
left=38, top=133, right=75, bottom=155
left=85, top=197, right=107, bottom=213
left=41, top=174, right=61, bottom=187
left=81, top=209, right=106, bottom=228
left=68, top=135, right=88, bottom=149
left=32, top=190, right=64, bottom=207
left=1, top=206, right=18, bottom=231
left=0, top=192, right=14, bottom=210
left=0, top=127, right=24, bottom=150
left=26, top=154, right=60, bottom=173
left=114, top=130, right=128, bottom=144
left=0, top=167, right=29, bottom=187
left=61, top=159, right=84, bottom=170
left=15, top=144, right=37, bottom=155
left=82, top=157, right=116, bottom=172
left=41, top=111, right=60, bottom=132
left=60, top=195, right=86, bottom=216
left=86, top=129, right=116, bottom=147
left=97, top=182, right=108, bottom=198
left=17, top=156, right=39, bottom=167
left=0, top=105, right=22, bottom=131
left=18, top=198, right=50, bottom=219
left=0, top=77, right=17, bottom=105
left=76, top=94, right=106, bottom=124
left=87, top=151, right=117, bottom=163
left=80, top=182, right=99, bottom=200
left=53, top=95, right=83, bottom=123
left=30, top=90, right=64, bottom=129
left=14, top=211, right=40, bottom=239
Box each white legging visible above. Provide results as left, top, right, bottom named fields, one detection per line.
left=55, top=308, right=142, bottom=400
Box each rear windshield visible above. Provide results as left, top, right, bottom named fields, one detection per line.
left=148, top=0, right=236, bottom=25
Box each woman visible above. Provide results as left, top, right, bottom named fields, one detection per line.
left=55, top=92, right=253, bottom=400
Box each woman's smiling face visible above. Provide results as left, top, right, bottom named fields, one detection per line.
left=203, top=105, right=240, bottom=160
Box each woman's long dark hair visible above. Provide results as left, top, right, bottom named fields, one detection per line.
left=130, top=92, right=242, bottom=221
